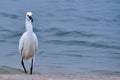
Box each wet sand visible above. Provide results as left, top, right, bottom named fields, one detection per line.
left=0, top=74, right=120, bottom=80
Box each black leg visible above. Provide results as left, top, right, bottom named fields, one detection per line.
left=21, top=58, right=27, bottom=73
left=30, top=58, right=33, bottom=74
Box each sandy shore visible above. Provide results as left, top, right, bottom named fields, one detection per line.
left=0, top=74, right=120, bottom=80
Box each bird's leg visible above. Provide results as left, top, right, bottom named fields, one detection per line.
left=21, top=58, right=27, bottom=73
left=30, top=58, right=33, bottom=75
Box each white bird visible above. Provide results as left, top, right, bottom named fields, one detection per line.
left=19, top=12, right=38, bottom=74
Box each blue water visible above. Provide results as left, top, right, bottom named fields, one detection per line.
left=0, top=0, right=120, bottom=75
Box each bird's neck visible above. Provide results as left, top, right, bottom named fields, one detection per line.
left=25, top=19, right=33, bottom=32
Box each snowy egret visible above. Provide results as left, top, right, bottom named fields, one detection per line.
left=19, top=12, right=38, bottom=74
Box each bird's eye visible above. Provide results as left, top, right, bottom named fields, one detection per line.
left=27, top=15, right=29, bottom=17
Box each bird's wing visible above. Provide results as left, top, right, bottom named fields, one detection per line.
left=19, top=32, right=27, bottom=54
left=33, top=33, right=38, bottom=51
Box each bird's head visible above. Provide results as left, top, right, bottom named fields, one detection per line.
left=26, top=12, right=33, bottom=22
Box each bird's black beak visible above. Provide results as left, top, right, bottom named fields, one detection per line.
left=29, top=16, right=33, bottom=22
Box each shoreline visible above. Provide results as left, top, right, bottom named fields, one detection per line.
left=0, top=74, right=120, bottom=80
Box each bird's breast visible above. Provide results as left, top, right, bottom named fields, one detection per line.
left=22, top=37, right=36, bottom=60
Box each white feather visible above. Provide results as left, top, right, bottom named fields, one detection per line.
left=19, top=12, right=38, bottom=61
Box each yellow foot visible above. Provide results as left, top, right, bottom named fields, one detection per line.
left=25, top=73, right=30, bottom=75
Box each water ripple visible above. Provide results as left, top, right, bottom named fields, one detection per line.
left=0, top=66, right=22, bottom=74
left=0, top=28, right=22, bottom=43
left=80, top=16, right=101, bottom=22
left=45, top=40, right=120, bottom=50
left=43, top=28, right=61, bottom=33
left=43, top=28, right=98, bottom=38
left=0, top=12, right=19, bottom=19
left=56, top=53, right=83, bottom=58
left=53, top=30, right=98, bottom=37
